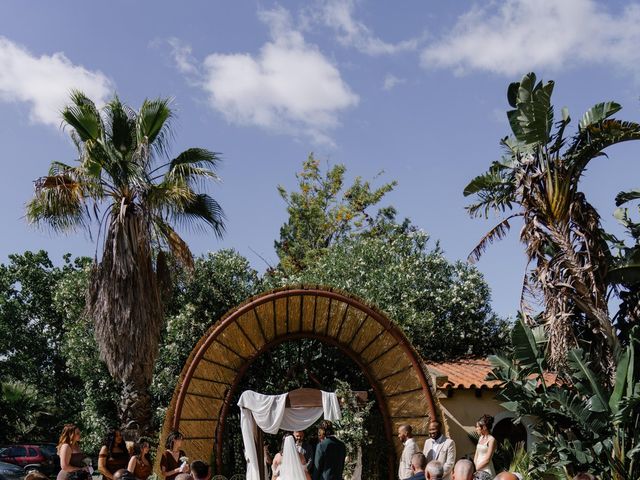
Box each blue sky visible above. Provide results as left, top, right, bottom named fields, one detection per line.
left=1, top=0, right=639, bottom=318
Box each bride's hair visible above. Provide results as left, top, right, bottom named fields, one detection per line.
left=280, top=432, right=293, bottom=453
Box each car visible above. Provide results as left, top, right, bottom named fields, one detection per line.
left=0, top=461, right=24, bottom=480
left=0, top=445, right=56, bottom=476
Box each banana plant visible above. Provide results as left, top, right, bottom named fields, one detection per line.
left=465, top=72, right=640, bottom=376
left=488, top=320, right=640, bottom=479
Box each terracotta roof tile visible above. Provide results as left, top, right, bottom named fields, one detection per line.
left=427, top=358, right=559, bottom=390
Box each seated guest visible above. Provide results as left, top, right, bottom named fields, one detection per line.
left=451, top=459, right=474, bottom=480
left=493, top=473, right=519, bottom=480
left=426, top=461, right=444, bottom=480
left=67, top=471, right=91, bottom=480
left=114, top=469, right=136, bottom=480
left=408, top=453, right=427, bottom=480
left=175, top=474, right=193, bottom=480
left=190, top=460, right=211, bottom=480
left=573, top=475, right=595, bottom=480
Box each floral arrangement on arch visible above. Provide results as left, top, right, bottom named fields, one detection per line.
left=334, top=380, right=374, bottom=479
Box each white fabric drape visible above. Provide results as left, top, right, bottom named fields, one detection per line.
left=279, top=435, right=308, bottom=480
left=238, top=390, right=341, bottom=480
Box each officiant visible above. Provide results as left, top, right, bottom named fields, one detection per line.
left=294, top=430, right=314, bottom=474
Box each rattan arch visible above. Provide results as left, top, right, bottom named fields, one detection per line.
left=159, top=286, right=438, bottom=478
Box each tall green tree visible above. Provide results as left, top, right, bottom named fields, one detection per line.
left=464, top=72, right=640, bottom=374
left=26, top=92, right=225, bottom=432
left=273, top=219, right=507, bottom=360
left=275, top=154, right=396, bottom=274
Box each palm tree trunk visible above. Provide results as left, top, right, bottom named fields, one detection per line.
left=88, top=208, right=163, bottom=433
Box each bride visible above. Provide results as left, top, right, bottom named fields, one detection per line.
left=272, top=435, right=310, bottom=480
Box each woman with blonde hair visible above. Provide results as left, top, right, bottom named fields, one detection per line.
left=56, top=424, right=87, bottom=480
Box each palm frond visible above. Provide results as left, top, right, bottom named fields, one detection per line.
left=172, top=193, right=226, bottom=238
left=26, top=175, right=89, bottom=232
left=615, top=189, right=640, bottom=207
left=468, top=213, right=522, bottom=263
left=137, top=97, right=174, bottom=160
left=62, top=90, right=103, bottom=142
left=579, top=101, right=622, bottom=130
left=154, top=217, right=194, bottom=269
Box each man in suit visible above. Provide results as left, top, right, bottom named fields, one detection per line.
left=313, top=421, right=346, bottom=480
left=294, top=430, right=314, bottom=474
left=422, top=421, right=455, bottom=480
left=407, top=453, right=427, bottom=480
left=398, top=424, right=419, bottom=480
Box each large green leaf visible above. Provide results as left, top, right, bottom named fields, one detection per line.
left=615, top=189, right=640, bottom=207
left=507, top=73, right=555, bottom=145
left=567, top=348, right=610, bottom=415
left=511, top=319, right=545, bottom=377
left=579, top=101, right=622, bottom=130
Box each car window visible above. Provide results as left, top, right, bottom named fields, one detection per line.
left=10, top=447, right=27, bottom=457
left=28, top=448, right=38, bottom=457
left=0, top=448, right=8, bottom=456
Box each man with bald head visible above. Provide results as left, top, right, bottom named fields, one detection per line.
left=494, top=472, right=519, bottom=480
left=398, top=425, right=419, bottom=479
left=450, top=459, right=473, bottom=480
left=422, top=421, right=455, bottom=480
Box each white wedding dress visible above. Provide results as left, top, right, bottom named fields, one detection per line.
left=279, top=436, right=308, bottom=480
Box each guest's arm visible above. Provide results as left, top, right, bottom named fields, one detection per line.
left=443, top=441, right=455, bottom=476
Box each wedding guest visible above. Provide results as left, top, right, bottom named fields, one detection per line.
left=114, top=470, right=135, bottom=480
left=26, top=472, right=49, bottom=480
left=493, top=473, right=518, bottom=480
left=313, top=422, right=346, bottom=480
left=294, top=430, right=314, bottom=473
left=573, top=474, right=596, bottom=480
left=67, top=471, right=91, bottom=480
left=408, top=453, right=427, bottom=480
left=161, top=431, right=190, bottom=480
left=473, top=415, right=496, bottom=479
left=127, top=439, right=153, bottom=480
left=99, top=428, right=130, bottom=480
left=451, top=459, right=474, bottom=480
left=425, top=461, right=444, bottom=480
left=175, top=474, right=193, bottom=480
left=56, top=424, right=87, bottom=480
left=398, top=425, right=419, bottom=480
left=190, top=460, right=210, bottom=480
left=422, top=421, right=455, bottom=480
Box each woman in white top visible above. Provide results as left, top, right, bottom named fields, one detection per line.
left=473, top=414, right=496, bottom=479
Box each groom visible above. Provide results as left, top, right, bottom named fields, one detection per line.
left=313, top=421, right=346, bottom=480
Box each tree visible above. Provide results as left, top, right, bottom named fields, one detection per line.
left=275, top=154, right=396, bottom=274
left=26, top=92, right=225, bottom=432
left=488, top=319, right=640, bottom=479
left=464, top=72, right=640, bottom=374
left=152, top=249, right=260, bottom=425
left=272, top=218, right=508, bottom=360
left=0, top=251, right=85, bottom=439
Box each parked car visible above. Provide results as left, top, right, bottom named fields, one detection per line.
left=0, top=461, right=24, bottom=480
left=0, top=445, right=56, bottom=475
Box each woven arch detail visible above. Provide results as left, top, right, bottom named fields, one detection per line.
left=159, top=286, right=438, bottom=478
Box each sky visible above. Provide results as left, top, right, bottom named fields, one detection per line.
left=1, top=0, right=640, bottom=319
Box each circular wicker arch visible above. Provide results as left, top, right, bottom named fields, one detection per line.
left=159, top=286, right=438, bottom=478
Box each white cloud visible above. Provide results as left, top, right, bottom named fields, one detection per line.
left=318, top=0, right=419, bottom=55
left=421, top=0, right=640, bottom=77
left=0, top=37, right=113, bottom=127
left=168, top=37, right=198, bottom=76
left=196, top=6, right=359, bottom=145
left=383, top=74, right=405, bottom=91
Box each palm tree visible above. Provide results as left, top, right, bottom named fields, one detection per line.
left=464, top=72, right=640, bottom=376
left=26, top=92, right=225, bottom=432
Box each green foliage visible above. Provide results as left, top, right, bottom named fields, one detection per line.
left=488, top=320, right=640, bottom=479
left=0, top=381, right=54, bottom=443
left=0, top=251, right=88, bottom=441
left=334, top=380, right=374, bottom=480
left=275, top=154, right=396, bottom=274
left=54, top=258, right=118, bottom=453
left=151, top=249, right=261, bottom=427
left=272, top=221, right=508, bottom=361
left=465, top=71, right=640, bottom=372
